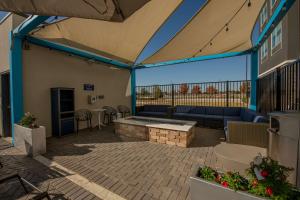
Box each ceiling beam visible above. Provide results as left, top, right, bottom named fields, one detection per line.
left=135, top=50, right=252, bottom=69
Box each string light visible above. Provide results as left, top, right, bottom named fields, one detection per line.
left=193, top=0, right=251, bottom=57
left=248, top=0, right=252, bottom=7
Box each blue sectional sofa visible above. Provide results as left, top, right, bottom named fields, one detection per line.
left=136, top=105, right=268, bottom=128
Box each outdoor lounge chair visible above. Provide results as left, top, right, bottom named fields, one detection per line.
left=117, top=105, right=130, bottom=118
left=75, top=109, right=93, bottom=134
left=103, top=106, right=118, bottom=124
left=225, top=118, right=269, bottom=148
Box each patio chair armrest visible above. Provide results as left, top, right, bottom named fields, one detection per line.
left=227, top=121, right=269, bottom=148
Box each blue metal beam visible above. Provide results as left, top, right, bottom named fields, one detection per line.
left=131, top=69, right=136, bottom=115
left=255, top=0, right=296, bottom=46
left=249, top=50, right=258, bottom=111
left=27, top=36, right=131, bottom=69
left=135, top=50, right=252, bottom=69
left=13, top=15, right=49, bottom=37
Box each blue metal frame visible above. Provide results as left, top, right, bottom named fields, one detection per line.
left=131, top=68, right=136, bottom=115
left=27, top=36, right=131, bottom=69
left=9, top=33, right=23, bottom=144
left=135, top=50, right=252, bottom=69
left=10, top=16, right=49, bottom=144
left=249, top=50, right=258, bottom=111
left=13, top=16, right=49, bottom=37
left=255, top=0, right=296, bottom=46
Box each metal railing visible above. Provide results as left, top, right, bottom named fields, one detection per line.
left=136, top=80, right=250, bottom=108
left=257, top=60, right=300, bottom=114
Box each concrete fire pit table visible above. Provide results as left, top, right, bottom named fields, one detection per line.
left=114, top=116, right=196, bottom=148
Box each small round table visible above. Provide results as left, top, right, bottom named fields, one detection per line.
left=91, top=108, right=106, bottom=130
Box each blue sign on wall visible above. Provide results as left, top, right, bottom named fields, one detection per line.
left=84, top=84, right=94, bottom=91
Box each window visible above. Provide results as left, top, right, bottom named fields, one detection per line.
left=270, top=0, right=278, bottom=9
left=260, top=4, right=268, bottom=28
left=260, top=40, right=268, bottom=62
left=271, top=21, right=282, bottom=52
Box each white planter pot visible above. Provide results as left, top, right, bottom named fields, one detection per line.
left=14, top=124, right=46, bottom=157
left=190, top=167, right=266, bottom=200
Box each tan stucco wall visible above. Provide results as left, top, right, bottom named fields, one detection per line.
left=23, top=44, right=132, bottom=137
left=0, top=14, right=25, bottom=73
left=0, top=15, right=13, bottom=73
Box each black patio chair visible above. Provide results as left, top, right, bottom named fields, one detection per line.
left=0, top=171, right=51, bottom=200
left=117, top=105, right=131, bottom=118
left=75, top=109, right=93, bottom=134
left=103, top=106, right=118, bottom=124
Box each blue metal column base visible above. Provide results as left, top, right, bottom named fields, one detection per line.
left=249, top=50, right=258, bottom=111
left=131, top=68, right=136, bottom=115
left=9, top=33, right=24, bottom=144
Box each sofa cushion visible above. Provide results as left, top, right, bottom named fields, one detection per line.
left=189, top=106, right=206, bottom=114
left=137, top=111, right=166, bottom=117
left=240, top=109, right=257, bottom=122
left=184, top=113, right=207, bottom=119
left=143, top=105, right=169, bottom=112
left=175, top=106, right=192, bottom=113
left=223, top=107, right=241, bottom=116
left=205, top=107, right=224, bottom=115
left=253, top=115, right=269, bottom=123
left=204, top=115, right=224, bottom=120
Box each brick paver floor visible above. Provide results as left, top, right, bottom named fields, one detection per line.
left=44, top=126, right=225, bottom=200
left=0, top=139, right=102, bottom=200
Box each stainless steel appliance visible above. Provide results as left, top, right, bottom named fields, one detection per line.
left=268, top=112, right=300, bottom=188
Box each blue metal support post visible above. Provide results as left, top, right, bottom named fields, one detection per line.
left=10, top=16, right=49, bottom=144
left=131, top=68, right=136, bottom=115
left=9, top=33, right=24, bottom=144
left=249, top=50, right=258, bottom=111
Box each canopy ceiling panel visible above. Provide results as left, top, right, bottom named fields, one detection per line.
left=32, top=0, right=183, bottom=64
left=143, top=0, right=264, bottom=64
left=0, top=0, right=151, bottom=21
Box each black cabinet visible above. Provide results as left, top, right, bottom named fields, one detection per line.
left=51, top=88, right=75, bottom=137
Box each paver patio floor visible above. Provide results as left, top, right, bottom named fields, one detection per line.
left=43, top=126, right=225, bottom=200
left=0, top=139, right=102, bottom=200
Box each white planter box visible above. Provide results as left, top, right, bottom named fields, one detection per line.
left=14, top=124, right=46, bottom=157
left=190, top=167, right=266, bottom=200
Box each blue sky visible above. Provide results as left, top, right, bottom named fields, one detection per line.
left=0, top=0, right=259, bottom=86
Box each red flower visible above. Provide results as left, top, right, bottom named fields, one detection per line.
left=222, top=181, right=229, bottom=188
left=261, top=170, right=269, bottom=178
left=266, top=187, right=273, bottom=196
left=252, top=179, right=258, bottom=187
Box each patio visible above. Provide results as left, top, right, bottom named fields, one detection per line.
left=1, top=126, right=226, bottom=200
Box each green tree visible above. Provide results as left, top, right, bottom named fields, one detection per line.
left=154, top=86, right=163, bottom=99
left=140, top=88, right=149, bottom=96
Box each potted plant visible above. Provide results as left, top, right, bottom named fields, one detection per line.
left=14, top=112, right=46, bottom=157
left=190, top=156, right=300, bottom=200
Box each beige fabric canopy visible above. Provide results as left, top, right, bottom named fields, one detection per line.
left=0, top=0, right=150, bottom=21
left=144, top=0, right=264, bottom=64
left=32, top=0, right=183, bottom=64
left=30, top=0, right=264, bottom=66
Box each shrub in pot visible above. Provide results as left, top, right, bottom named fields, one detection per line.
left=14, top=112, right=46, bottom=157
left=190, top=156, right=300, bottom=200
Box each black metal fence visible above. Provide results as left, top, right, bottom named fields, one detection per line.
left=136, top=80, right=250, bottom=108
left=257, top=60, right=300, bottom=114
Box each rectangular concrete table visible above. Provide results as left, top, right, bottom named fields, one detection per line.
left=114, top=116, right=197, bottom=147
